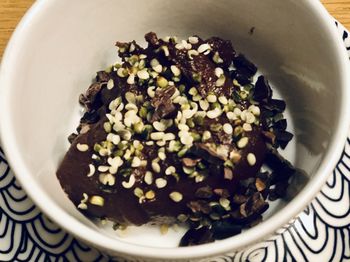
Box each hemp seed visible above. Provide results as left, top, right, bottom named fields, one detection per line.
left=247, top=153, right=256, bottom=166
left=155, top=178, right=167, bottom=188
left=169, top=191, right=183, bottom=202
left=90, top=196, right=105, bottom=207
left=77, top=143, right=89, bottom=152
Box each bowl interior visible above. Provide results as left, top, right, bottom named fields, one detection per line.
left=0, top=0, right=347, bottom=258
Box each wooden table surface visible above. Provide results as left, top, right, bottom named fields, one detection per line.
left=0, top=0, right=350, bottom=59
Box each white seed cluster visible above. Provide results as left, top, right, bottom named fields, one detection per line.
left=78, top=36, right=264, bottom=211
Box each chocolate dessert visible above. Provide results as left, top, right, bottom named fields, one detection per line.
left=57, top=32, right=296, bottom=246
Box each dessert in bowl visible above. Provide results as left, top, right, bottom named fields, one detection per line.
left=0, top=0, right=349, bottom=260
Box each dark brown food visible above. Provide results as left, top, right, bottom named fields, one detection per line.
left=56, top=32, right=296, bottom=246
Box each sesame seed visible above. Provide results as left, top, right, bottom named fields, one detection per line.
left=152, top=161, right=161, bottom=173
left=237, top=137, right=249, bottom=148
left=90, top=196, right=105, bottom=206
left=197, top=43, right=211, bottom=54
left=76, top=143, right=89, bottom=152
left=223, top=123, right=233, bottom=135
left=188, top=36, right=199, bottom=44
left=243, top=123, right=253, bottom=132
left=170, top=65, right=181, bottom=77
left=187, top=49, right=199, bottom=59
left=169, top=192, right=183, bottom=202
left=127, top=73, right=135, bottom=85
left=165, top=166, right=176, bottom=175
left=137, top=69, right=150, bottom=80
left=144, top=171, right=153, bottom=185
left=206, top=94, right=217, bottom=103
left=107, top=79, right=114, bottom=90
left=247, top=153, right=256, bottom=166
left=122, top=174, right=136, bottom=189
left=150, top=132, right=165, bottom=140
left=155, top=178, right=167, bottom=188
left=87, top=164, right=95, bottom=177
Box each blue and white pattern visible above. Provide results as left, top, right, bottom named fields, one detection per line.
left=0, top=21, right=349, bottom=262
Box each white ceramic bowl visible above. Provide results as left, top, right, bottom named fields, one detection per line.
left=1, top=0, right=350, bottom=261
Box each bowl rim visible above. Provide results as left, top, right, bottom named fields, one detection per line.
left=1, top=0, right=350, bottom=260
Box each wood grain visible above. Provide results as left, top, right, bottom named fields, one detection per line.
left=0, top=0, right=350, bottom=59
